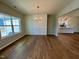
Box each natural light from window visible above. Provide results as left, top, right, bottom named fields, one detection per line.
left=0, top=13, right=21, bottom=38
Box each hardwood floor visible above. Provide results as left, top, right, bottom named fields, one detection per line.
left=0, top=34, right=79, bottom=59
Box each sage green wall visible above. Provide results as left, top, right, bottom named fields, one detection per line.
left=25, top=14, right=47, bottom=35
left=47, top=15, right=57, bottom=36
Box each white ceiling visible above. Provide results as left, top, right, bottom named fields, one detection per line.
left=0, top=0, right=73, bottom=15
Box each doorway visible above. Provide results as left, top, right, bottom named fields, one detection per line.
left=57, top=16, right=74, bottom=35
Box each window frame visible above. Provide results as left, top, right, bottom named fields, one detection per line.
left=0, top=13, right=21, bottom=39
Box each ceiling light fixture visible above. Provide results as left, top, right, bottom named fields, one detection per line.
left=33, top=0, right=43, bottom=22
left=36, top=5, right=43, bottom=21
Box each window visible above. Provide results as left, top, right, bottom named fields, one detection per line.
left=12, top=17, right=21, bottom=33
left=0, top=13, right=21, bottom=38
left=0, top=15, right=12, bottom=37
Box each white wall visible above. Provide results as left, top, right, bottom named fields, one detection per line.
left=25, top=14, right=47, bottom=35
left=58, top=0, right=79, bottom=16
left=69, top=17, right=79, bottom=32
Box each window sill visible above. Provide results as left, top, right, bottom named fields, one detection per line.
left=1, top=32, right=21, bottom=39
